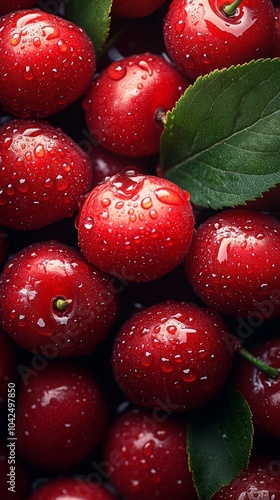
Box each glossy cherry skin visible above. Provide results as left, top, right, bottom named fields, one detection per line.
left=28, top=478, right=116, bottom=500
left=0, top=0, right=37, bottom=16
left=78, top=172, right=195, bottom=282
left=83, top=52, right=189, bottom=157
left=185, top=208, right=280, bottom=318
left=89, top=144, right=151, bottom=189
left=0, top=119, right=92, bottom=230
left=16, top=360, right=108, bottom=470
left=213, top=453, right=280, bottom=498
left=111, top=300, right=234, bottom=412
left=233, top=336, right=280, bottom=439
left=163, top=0, right=275, bottom=81
left=111, top=0, right=168, bottom=18
left=0, top=10, right=96, bottom=118
left=0, top=241, right=119, bottom=357
left=0, top=328, right=18, bottom=408
left=103, top=407, right=198, bottom=500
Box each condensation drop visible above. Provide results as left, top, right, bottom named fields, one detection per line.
left=107, top=61, right=127, bottom=81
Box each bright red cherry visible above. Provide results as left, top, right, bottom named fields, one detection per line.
left=103, top=406, right=198, bottom=500
left=0, top=10, right=96, bottom=118
left=185, top=208, right=280, bottom=318
left=111, top=300, right=234, bottom=412
left=16, top=360, right=109, bottom=470
left=77, top=172, right=195, bottom=282
left=0, top=119, right=91, bottom=230
left=83, top=52, right=189, bottom=157
left=163, top=0, right=275, bottom=81
left=0, top=241, right=119, bottom=357
left=234, top=336, right=280, bottom=439
left=111, top=0, right=168, bottom=18
left=28, top=478, right=116, bottom=500
left=213, top=453, right=280, bottom=498
left=89, top=144, right=151, bottom=189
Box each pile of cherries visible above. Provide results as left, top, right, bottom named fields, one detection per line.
left=0, top=0, right=280, bottom=498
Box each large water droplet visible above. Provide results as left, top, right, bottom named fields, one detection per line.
left=141, top=197, right=152, bottom=209
left=84, top=216, right=94, bottom=230
left=138, top=59, right=153, bottom=76
left=160, top=357, right=174, bottom=373
left=154, top=188, right=183, bottom=206
left=16, top=179, right=29, bottom=193
left=34, top=144, right=45, bottom=158
left=149, top=209, right=158, bottom=219
left=57, top=39, right=68, bottom=52
left=181, top=369, right=197, bottom=383
left=55, top=175, right=68, bottom=191
left=107, top=61, right=127, bottom=81
left=10, top=33, right=21, bottom=46
left=140, top=351, right=153, bottom=367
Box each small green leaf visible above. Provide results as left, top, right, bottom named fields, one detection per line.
left=66, top=0, right=112, bottom=59
left=187, top=390, right=253, bottom=500
left=160, top=59, right=280, bottom=209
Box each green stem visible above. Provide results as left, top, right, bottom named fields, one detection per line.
left=53, top=297, right=73, bottom=312
left=223, top=0, right=243, bottom=16
left=238, top=347, right=279, bottom=379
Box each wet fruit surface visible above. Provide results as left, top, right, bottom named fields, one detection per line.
left=185, top=209, right=280, bottom=318
left=163, top=0, right=275, bottom=80
left=78, top=172, right=195, bottom=282
left=16, top=360, right=108, bottom=470
left=103, top=406, right=198, bottom=500
left=0, top=241, right=119, bottom=356
left=112, top=300, right=234, bottom=411
left=234, top=336, right=280, bottom=439
left=28, top=477, right=116, bottom=499
left=84, top=52, right=189, bottom=156
left=0, top=119, right=91, bottom=230
left=0, top=9, right=96, bottom=117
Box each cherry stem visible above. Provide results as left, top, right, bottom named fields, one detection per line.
left=223, top=0, right=242, bottom=17
left=238, top=347, right=279, bottom=379
left=156, top=108, right=167, bottom=125
left=53, top=297, right=73, bottom=312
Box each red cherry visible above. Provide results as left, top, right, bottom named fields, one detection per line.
left=103, top=406, right=198, bottom=500
left=0, top=328, right=18, bottom=408
left=89, top=144, right=152, bottom=189
left=77, top=172, right=195, bottom=282
left=213, top=453, right=280, bottom=498
left=28, top=478, right=116, bottom=500
left=0, top=241, right=119, bottom=357
left=163, top=0, right=275, bottom=81
left=0, top=10, right=96, bottom=118
left=0, top=0, right=37, bottom=16
left=0, top=119, right=91, bottom=230
left=16, top=360, right=109, bottom=470
left=233, top=336, right=280, bottom=439
left=83, top=52, right=189, bottom=157
left=185, top=208, right=280, bottom=318
left=111, top=0, right=168, bottom=18
left=111, top=300, right=234, bottom=412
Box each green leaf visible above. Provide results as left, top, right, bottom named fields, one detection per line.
left=187, top=390, right=253, bottom=500
left=160, top=59, right=280, bottom=209
left=65, top=0, right=112, bottom=59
